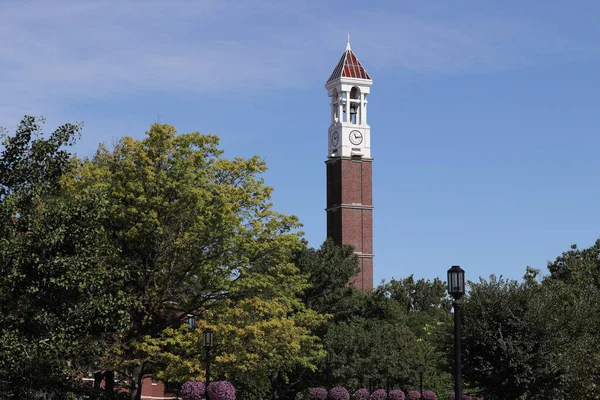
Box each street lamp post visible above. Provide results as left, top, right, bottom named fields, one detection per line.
left=447, top=265, right=465, bottom=400
left=204, top=328, right=215, bottom=388
left=417, top=365, right=425, bottom=397
left=325, top=352, right=333, bottom=389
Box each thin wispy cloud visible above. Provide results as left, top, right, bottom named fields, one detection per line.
left=0, top=0, right=596, bottom=124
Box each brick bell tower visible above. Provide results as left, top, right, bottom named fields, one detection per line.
left=325, top=38, right=373, bottom=290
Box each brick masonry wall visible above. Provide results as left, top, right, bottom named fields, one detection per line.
left=326, top=157, right=373, bottom=290
left=141, top=376, right=176, bottom=399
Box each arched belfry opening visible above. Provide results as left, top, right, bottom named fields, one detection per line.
left=350, top=86, right=361, bottom=124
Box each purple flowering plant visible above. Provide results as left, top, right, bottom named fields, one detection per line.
left=207, top=381, right=236, bottom=400
left=309, top=388, right=328, bottom=400
left=329, top=387, right=350, bottom=400
left=388, top=389, right=405, bottom=400
left=354, top=388, right=370, bottom=400
left=180, top=381, right=206, bottom=400
left=406, top=391, right=421, bottom=400
left=422, top=391, right=437, bottom=400
left=370, top=389, right=387, bottom=400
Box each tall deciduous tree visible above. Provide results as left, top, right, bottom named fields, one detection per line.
left=0, top=117, right=129, bottom=398
left=63, top=123, right=307, bottom=400
left=458, top=266, right=600, bottom=400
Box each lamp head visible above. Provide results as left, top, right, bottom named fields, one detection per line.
left=203, top=328, right=215, bottom=348
left=447, top=265, right=465, bottom=299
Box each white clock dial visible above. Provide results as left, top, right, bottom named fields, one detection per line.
left=331, top=131, right=339, bottom=147
left=349, top=130, right=363, bottom=145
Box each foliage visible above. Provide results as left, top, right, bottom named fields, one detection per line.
left=370, top=389, right=387, bottom=400
left=354, top=388, right=370, bottom=400
left=62, top=123, right=313, bottom=399
left=448, top=393, right=472, bottom=400
left=382, top=278, right=453, bottom=396
left=180, top=381, right=206, bottom=400
left=388, top=389, right=405, bottom=400
left=207, top=381, right=236, bottom=400
left=422, top=391, right=436, bottom=400
left=328, top=386, right=350, bottom=400
left=309, top=388, right=328, bottom=400
left=547, top=241, right=600, bottom=289
left=456, top=268, right=600, bottom=400
left=454, top=275, right=540, bottom=399
left=406, top=391, right=420, bottom=400
left=326, top=316, right=417, bottom=390
left=297, top=238, right=360, bottom=316
left=0, top=116, right=129, bottom=397
left=266, top=239, right=361, bottom=399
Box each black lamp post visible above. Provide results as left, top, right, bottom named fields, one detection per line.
left=325, top=351, right=333, bottom=389
left=447, top=265, right=465, bottom=400
left=203, top=328, right=215, bottom=387
left=417, top=365, right=425, bottom=397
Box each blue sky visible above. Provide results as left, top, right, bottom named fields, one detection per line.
left=1, top=0, right=600, bottom=285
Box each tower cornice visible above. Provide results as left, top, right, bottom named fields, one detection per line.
left=325, top=156, right=373, bottom=163
left=325, top=203, right=374, bottom=212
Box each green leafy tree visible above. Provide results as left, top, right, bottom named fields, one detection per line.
left=325, top=315, right=418, bottom=391
left=457, top=275, right=541, bottom=399
left=0, top=116, right=129, bottom=398
left=547, top=240, right=600, bottom=288
left=63, top=123, right=311, bottom=400
left=296, top=238, right=360, bottom=316
left=457, top=267, right=600, bottom=400
left=383, top=277, right=453, bottom=395
left=261, top=239, right=361, bottom=400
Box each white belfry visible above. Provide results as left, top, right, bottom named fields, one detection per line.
left=325, top=39, right=373, bottom=159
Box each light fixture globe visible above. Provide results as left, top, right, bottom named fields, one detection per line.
left=447, top=265, right=465, bottom=299
left=203, top=328, right=214, bottom=348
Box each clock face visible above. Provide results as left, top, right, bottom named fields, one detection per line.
left=331, top=131, right=339, bottom=147
left=349, top=130, right=363, bottom=145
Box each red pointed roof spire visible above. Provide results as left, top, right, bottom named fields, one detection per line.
left=327, top=36, right=371, bottom=84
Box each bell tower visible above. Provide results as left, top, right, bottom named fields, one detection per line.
left=325, top=38, right=373, bottom=290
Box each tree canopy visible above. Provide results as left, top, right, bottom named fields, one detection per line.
left=0, top=117, right=129, bottom=398
left=62, top=123, right=319, bottom=399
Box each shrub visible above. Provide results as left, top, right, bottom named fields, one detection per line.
left=422, top=391, right=437, bottom=400
left=329, top=387, right=350, bottom=400
left=388, top=389, right=405, bottom=400
left=207, top=381, right=236, bottom=400
left=309, top=388, right=328, bottom=400
left=406, top=391, right=420, bottom=400
left=370, top=389, right=387, bottom=400
left=447, top=394, right=471, bottom=400
left=354, top=388, right=370, bottom=400
left=180, top=381, right=206, bottom=400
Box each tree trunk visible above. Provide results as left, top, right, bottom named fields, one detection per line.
left=270, top=369, right=279, bottom=400
left=130, top=363, right=145, bottom=400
